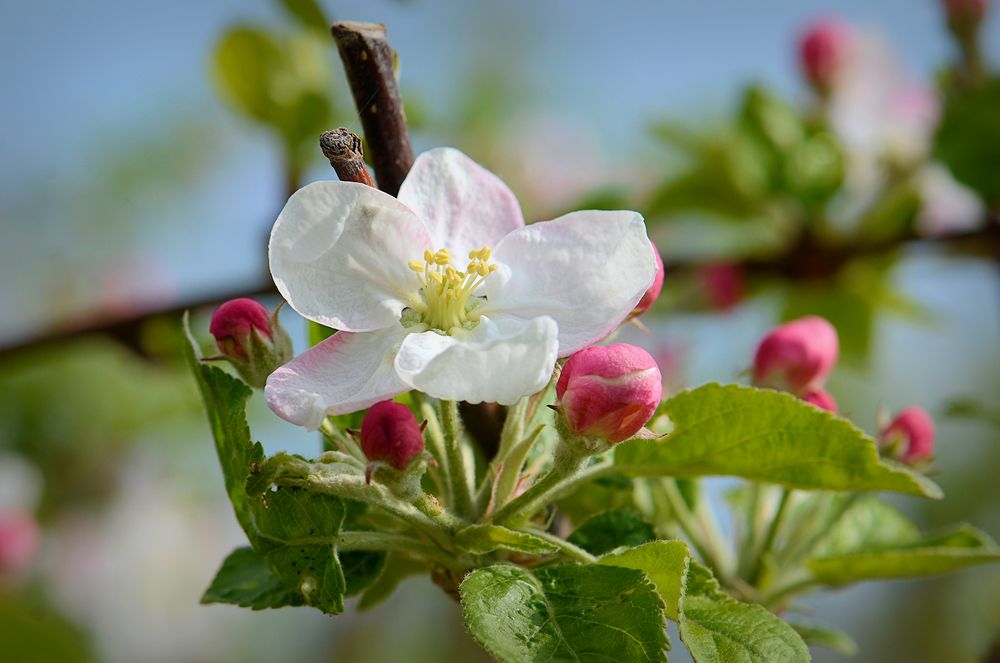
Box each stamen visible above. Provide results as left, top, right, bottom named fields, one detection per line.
left=405, top=245, right=497, bottom=333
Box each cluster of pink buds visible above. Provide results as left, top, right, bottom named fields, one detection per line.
left=880, top=406, right=936, bottom=465
left=209, top=298, right=293, bottom=388
left=556, top=343, right=663, bottom=445
left=752, top=316, right=839, bottom=412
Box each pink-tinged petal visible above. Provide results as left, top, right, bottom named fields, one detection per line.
left=801, top=389, right=838, bottom=412
left=393, top=315, right=558, bottom=405
left=265, top=326, right=410, bottom=429
left=396, top=148, right=524, bottom=266
left=269, top=181, right=432, bottom=332
left=485, top=210, right=656, bottom=356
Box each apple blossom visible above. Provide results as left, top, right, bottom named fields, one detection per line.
left=360, top=401, right=425, bottom=470
left=753, top=316, right=839, bottom=395
left=265, top=148, right=657, bottom=429
left=209, top=298, right=292, bottom=389
left=0, top=510, right=40, bottom=576
left=556, top=343, right=662, bottom=444
left=881, top=407, right=936, bottom=463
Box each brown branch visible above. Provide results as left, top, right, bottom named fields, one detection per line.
left=320, top=128, right=375, bottom=186
left=330, top=21, right=414, bottom=196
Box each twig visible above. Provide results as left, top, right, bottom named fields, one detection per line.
left=330, top=21, right=414, bottom=196
left=319, top=128, right=375, bottom=186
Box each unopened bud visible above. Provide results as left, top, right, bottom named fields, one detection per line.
left=631, top=240, right=665, bottom=318
left=360, top=401, right=425, bottom=471
left=799, top=19, right=851, bottom=94
left=0, top=510, right=40, bottom=577
left=802, top=389, right=837, bottom=412
left=556, top=344, right=663, bottom=444
left=753, top=316, right=839, bottom=395
left=209, top=298, right=293, bottom=388
left=699, top=263, right=744, bottom=311
left=881, top=407, right=935, bottom=464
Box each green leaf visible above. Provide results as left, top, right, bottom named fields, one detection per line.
left=460, top=564, right=667, bottom=663
left=341, top=549, right=387, bottom=597
left=789, top=622, right=858, bottom=656
left=809, top=524, right=1000, bottom=586
left=202, top=546, right=302, bottom=609
left=358, top=555, right=429, bottom=611
left=454, top=524, right=559, bottom=555
left=614, top=383, right=941, bottom=498
left=679, top=560, right=809, bottom=663
left=568, top=510, right=656, bottom=556
left=184, top=315, right=347, bottom=614
left=935, top=77, right=1000, bottom=202
left=599, top=540, right=689, bottom=620
left=276, top=0, right=329, bottom=32
left=811, top=496, right=920, bottom=558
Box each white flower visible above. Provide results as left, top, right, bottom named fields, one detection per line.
left=265, top=148, right=657, bottom=428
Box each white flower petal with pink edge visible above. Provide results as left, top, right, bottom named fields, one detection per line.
left=265, top=326, right=409, bottom=429
left=397, top=148, right=524, bottom=266
left=393, top=315, right=558, bottom=405
left=269, top=181, right=432, bottom=332
left=483, top=210, right=656, bottom=356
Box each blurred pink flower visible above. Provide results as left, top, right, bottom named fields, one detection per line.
left=0, top=510, right=40, bottom=577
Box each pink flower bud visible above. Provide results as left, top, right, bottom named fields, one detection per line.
left=802, top=389, right=837, bottom=412
left=699, top=263, right=744, bottom=311
left=210, top=298, right=273, bottom=360
left=0, top=511, right=40, bottom=576
left=881, top=407, right=935, bottom=463
left=209, top=298, right=293, bottom=388
left=360, top=401, right=425, bottom=470
left=753, top=316, right=839, bottom=395
left=556, top=344, right=663, bottom=443
left=799, top=19, right=851, bottom=93
left=631, top=241, right=665, bottom=318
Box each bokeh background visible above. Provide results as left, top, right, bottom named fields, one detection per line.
left=1, top=1, right=999, bottom=661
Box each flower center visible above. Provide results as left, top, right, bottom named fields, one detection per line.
left=404, top=246, right=496, bottom=333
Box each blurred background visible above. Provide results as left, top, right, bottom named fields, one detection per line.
left=1, top=1, right=998, bottom=661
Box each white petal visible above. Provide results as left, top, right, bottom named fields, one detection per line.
left=484, top=210, right=656, bottom=356
left=265, top=326, right=410, bottom=429
left=397, top=148, right=524, bottom=266
left=393, top=315, right=558, bottom=405
left=269, top=181, right=431, bottom=332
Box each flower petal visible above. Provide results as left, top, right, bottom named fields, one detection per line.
left=393, top=315, right=558, bottom=405
left=484, top=210, right=656, bottom=355
left=269, top=181, right=431, bottom=332
left=265, top=326, right=410, bottom=429
left=396, top=148, right=524, bottom=265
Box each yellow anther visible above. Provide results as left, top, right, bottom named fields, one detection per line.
left=427, top=270, right=443, bottom=284
left=478, top=246, right=492, bottom=261
left=408, top=260, right=425, bottom=272
left=488, top=264, right=498, bottom=272
left=423, top=249, right=434, bottom=263
left=432, top=249, right=451, bottom=265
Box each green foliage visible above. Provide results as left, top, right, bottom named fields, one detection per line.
left=809, top=525, right=1000, bottom=585
left=460, top=564, right=668, bottom=662
left=600, top=541, right=809, bottom=661
left=935, top=77, right=1000, bottom=203
left=202, top=546, right=302, bottom=609
left=275, top=0, right=329, bottom=32
left=567, top=510, right=656, bottom=556
left=0, top=596, right=95, bottom=663
left=455, top=524, right=558, bottom=555
left=212, top=25, right=333, bottom=163
left=184, top=316, right=348, bottom=614
left=614, top=383, right=940, bottom=497
left=358, top=555, right=429, bottom=611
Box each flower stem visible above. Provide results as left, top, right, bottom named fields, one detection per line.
left=441, top=400, right=475, bottom=519
left=522, top=528, right=596, bottom=564
left=334, top=531, right=455, bottom=567
left=659, top=479, right=733, bottom=581
left=747, top=487, right=792, bottom=586
left=492, top=445, right=585, bottom=526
